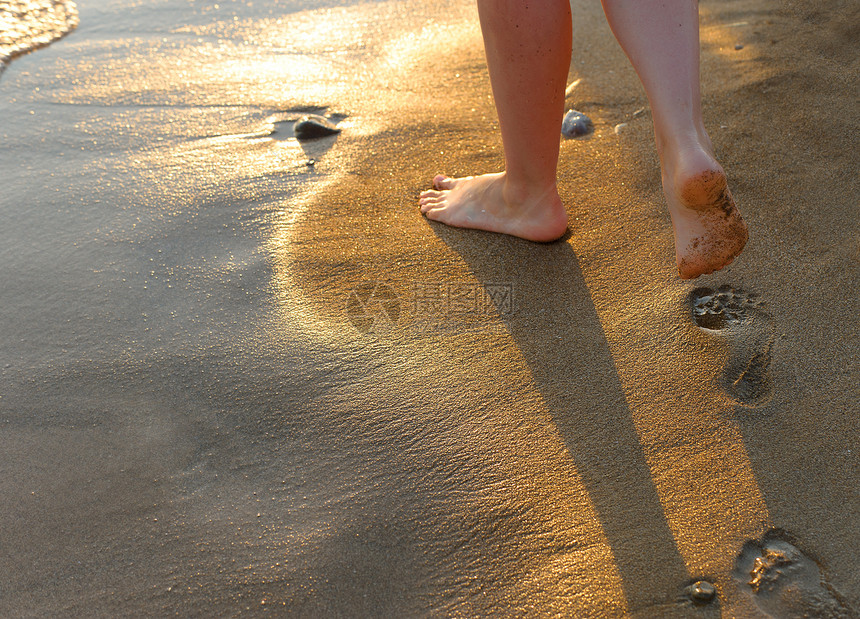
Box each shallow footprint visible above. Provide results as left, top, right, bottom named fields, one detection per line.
left=689, top=285, right=774, bottom=406
left=733, top=531, right=856, bottom=618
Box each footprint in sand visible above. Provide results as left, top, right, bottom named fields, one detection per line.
left=689, top=285, right=775, bottom=406
left=733, top=531, right=856, bottom=618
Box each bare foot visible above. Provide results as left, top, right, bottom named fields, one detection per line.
left=662, top=147, right=748, bottom=279
left=418, top=172, right=568, bottom=243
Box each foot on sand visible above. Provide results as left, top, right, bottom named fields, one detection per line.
left=733, top=531, right=856, bottom=619
left=662, top=148, right=748, bottom=279
left=690, top=285, right=774, bottom=406
left=418, top=173, right=568, bottom=243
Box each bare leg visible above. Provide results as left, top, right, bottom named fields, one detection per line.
left=418, top=0, right=571, bottom=243
left=601, top=0, right=748, bottom=278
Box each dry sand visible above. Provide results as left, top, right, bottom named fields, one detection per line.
left=0, top=0, right=857, bottom=616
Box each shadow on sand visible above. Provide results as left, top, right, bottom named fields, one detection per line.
left=430, top=224, right=695, bottom=613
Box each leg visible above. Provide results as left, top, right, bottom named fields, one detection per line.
left=601, top=0, right=748, bottom=278
left=418, top=0, right=571, bottom=242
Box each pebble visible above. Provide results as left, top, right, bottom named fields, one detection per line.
left=614, top=123, right=628, bottom=134
left=561, top=109, right=593, bottom=138
left=735, top=43, right=744, bottom=50
left=689, top=580, right=717, bottom=603
left=293, top=114, right=341, bottom=140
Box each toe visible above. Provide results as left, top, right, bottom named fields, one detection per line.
left=418, top=194, right=443, bottom=209
left=419, top=189, right=442, bottom=201
left=419, top=197, right=445, bottom=214
left=433, top=175, right=455, bottom=190
left=423, top=205, right=447, bottom=221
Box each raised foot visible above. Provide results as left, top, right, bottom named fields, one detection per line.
left=418, top=173, right=568, bottom=243
left=665, top=163, right=749, bottom=279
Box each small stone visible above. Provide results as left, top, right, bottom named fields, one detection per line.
left=561, top=109, right=593, bottom=138
left=293, top=114, right=341, bottom=140
left=614, top=123, right=628, bottom=134
left=689, top=580, right=717, bottom=603
left=306, top=159, right=315, bottom=166
left=735, top=43, right=744, bottom=50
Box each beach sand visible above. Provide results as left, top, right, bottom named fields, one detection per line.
left=0, top=0, right=857, bottom=616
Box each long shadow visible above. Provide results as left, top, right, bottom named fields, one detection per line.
left=431, top=224, right=691, bottom=611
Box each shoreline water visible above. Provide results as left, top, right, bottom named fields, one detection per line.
left=0, top=0, right=78, bottom=72
left=1, top=0, right=858, bottom=615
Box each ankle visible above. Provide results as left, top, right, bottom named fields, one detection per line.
left=660, top=140, right=721, bottom=185
left=656, top=124, right=713, bottom=164
left=501, top=174, right=559, bottom=208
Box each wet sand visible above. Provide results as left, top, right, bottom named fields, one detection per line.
left=0, top=0, right=858, bottom=616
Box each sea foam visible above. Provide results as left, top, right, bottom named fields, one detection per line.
left=0, top=0, right=78, bottom=72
